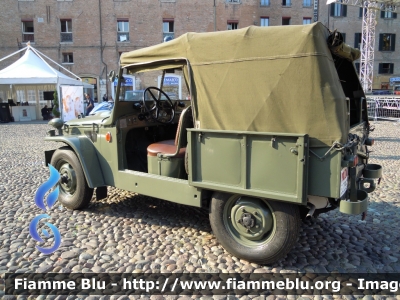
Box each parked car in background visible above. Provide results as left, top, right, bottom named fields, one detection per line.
left=89, top=101, right=114, bottom=116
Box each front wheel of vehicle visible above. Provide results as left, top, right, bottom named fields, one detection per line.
left=50, top=147, right=93, bottom=210
left=209, top=193, right=301, bottom=264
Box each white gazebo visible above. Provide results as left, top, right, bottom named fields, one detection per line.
left=0, top=45, right=92, bottom=121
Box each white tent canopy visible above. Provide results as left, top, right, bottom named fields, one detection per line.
left=0, top=45, right=91, bottom=121
left=0, top=46, right=84, bottom=86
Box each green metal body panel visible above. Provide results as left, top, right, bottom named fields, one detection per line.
left=92, top=127, right=118, bottom=186
left=44, top=135, right=105, bottom=188
left=187, top=129, right=309, bottom=204
left=307, top=148, right=342, bottom=198
left=147, top=155, right=186, bottom=179
left=115, top=170, right=202, bottom=207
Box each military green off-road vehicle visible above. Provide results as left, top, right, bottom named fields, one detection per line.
left=45, top=23, right=382, bottom=264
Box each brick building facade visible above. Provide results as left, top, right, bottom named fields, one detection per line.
left=319, top=2, right=400, bottom=89
left=0, top=0, right=398, bottom=101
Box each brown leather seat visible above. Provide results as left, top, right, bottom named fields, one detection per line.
left=147, top=140, right=186, bottom=157
left=147, top=106, right=193, bottom=158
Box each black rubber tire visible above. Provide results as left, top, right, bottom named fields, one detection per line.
left=209, top=192, right=301, bottom=264
left=50, top=147, right=93, bottom=210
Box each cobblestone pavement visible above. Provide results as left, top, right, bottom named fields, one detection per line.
left=0, top=121, right=399, bottom=300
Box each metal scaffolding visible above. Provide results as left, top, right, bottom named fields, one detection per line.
left=326, top=0, right=400, bottom=93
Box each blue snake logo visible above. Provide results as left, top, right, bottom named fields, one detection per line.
left=29, top=164, right=62, bottom=255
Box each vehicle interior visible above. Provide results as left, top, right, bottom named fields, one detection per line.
left=112, top=67, right=193, bottom=179
left=330, top=53, right=369, bottom=128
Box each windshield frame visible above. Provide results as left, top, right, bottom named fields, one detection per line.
left=104, top=58, right=193, bottom=126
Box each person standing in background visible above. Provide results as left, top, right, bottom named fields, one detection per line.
left=102, top=94, right=108, bottom=102
left=41, top=105, right=51, bottom=120
left=85, top=93, right=94, bottom=116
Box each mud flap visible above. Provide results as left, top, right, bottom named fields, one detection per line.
left=96, top=186, right=107, bottom=200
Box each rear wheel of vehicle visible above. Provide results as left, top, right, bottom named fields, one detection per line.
left=209, top=192, right=301, bottom=264
left=51, top=147, right=93, bottom=210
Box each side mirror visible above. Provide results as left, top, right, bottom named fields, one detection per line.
left=108, top=71, right=116, bottom=82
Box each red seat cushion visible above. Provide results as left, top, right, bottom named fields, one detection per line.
left=147, top=140, right=186, bottom=157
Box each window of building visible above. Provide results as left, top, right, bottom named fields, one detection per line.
left=17, top=90, right=26, bottom=103
left=303, top=0, right=311, bottom=7
left=227, top=21, right=238, bottom=30
left=303, top=18, right=311, bottom=24
left=226, top=0, right=240, bottom=3
left=60, top=19, right=73, bottom=42
left=379, top=33, right=396, bottom=51
left=38, top=90, right=45, bottom=102
left=282, top=17, right=291, bottom=25
left=330, top=1, right=347, bottom=17
left=341, top=33, right=346, bottom=43
left=62, top=53, right=73, bottom=64
left=260, top=17, right=269, bottom=27
left=381, top=10, right=397, bottom=19
left=260, top=0, right=270, bottom=6
left=22, top=20, right=34, bottom=43
left=27, top=90, right=36, bottom=104
left=117, top=19, right=129, bottom=42
left=163, top=19, right=174, bottom=41
left=359, top=7, right=364, bottom=18
left=378, top=63, right=394, bottom=74
left=354, top=33, right=362, bottom=49
left=282, top=0, right=291, bottom=6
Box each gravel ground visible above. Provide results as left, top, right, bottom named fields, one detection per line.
left=0, top=120, right=399, bottom=300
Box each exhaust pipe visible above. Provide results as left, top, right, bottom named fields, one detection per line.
left=306, top=202, right=316, bottom=219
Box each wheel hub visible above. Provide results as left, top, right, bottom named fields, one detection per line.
left=239, top=212, right=255, bottom=229
left=58, top=163, right=76, bottom=194
left=60, top=174, right=69, bottom=184
left=229, top=197, right=273, bottom=241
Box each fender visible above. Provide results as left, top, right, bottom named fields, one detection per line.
left=44, top=136, right=105, bottom=188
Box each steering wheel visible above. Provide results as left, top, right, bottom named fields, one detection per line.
left=142, top=87, right=175, bottom=124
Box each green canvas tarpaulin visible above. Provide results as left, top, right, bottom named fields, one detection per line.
left=120, top=22, right=356, bottom=147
